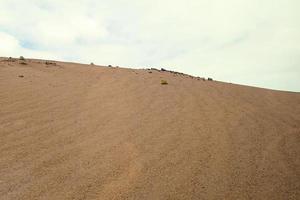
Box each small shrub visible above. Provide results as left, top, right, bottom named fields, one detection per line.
left=6, top=57, right=15, bottom=62
left=161, top=80, right=168, bottom=85
left=108, top=65, right=112, bottom=67
left=90, top=62, right=94, bottom=65
left=208, top=78, right=213, bottom=81
left=19, top=56, right=25, bottom=60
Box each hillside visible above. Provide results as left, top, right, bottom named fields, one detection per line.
left=0, top=57, right=300, bottom=200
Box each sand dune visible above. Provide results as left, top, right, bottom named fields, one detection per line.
left=0, top=57, right=299, bottom=199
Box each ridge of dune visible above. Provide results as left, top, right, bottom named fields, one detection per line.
left=0, top=57, right=300, bottom=200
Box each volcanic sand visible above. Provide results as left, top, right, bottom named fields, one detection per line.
left=0, top=58, right=300, bottom=199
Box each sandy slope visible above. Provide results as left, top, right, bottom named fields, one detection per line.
left=0, top=58, right=299, bottom=200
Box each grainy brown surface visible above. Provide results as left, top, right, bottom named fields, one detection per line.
left=0, top=58, right=300, bottom=200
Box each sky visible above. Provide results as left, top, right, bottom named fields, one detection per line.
left=0, top=0, right=299, bottom=92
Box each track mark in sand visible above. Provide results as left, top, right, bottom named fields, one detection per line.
left=95, top=142, right=143, bottom=199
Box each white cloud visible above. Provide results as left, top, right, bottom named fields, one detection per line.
left=0, top=32, right=19, bottom=54
left=0, top=31, right=61, bottom=59
left=0, top=0, right=299, bottom=91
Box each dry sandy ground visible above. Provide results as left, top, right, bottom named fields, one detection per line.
left=0, top=58, right=300, bottom=200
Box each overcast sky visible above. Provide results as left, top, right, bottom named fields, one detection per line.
left=0, top=0, right=299, bottom=91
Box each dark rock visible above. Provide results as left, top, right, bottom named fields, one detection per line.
left=45, top=61, right=56, bottom=66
